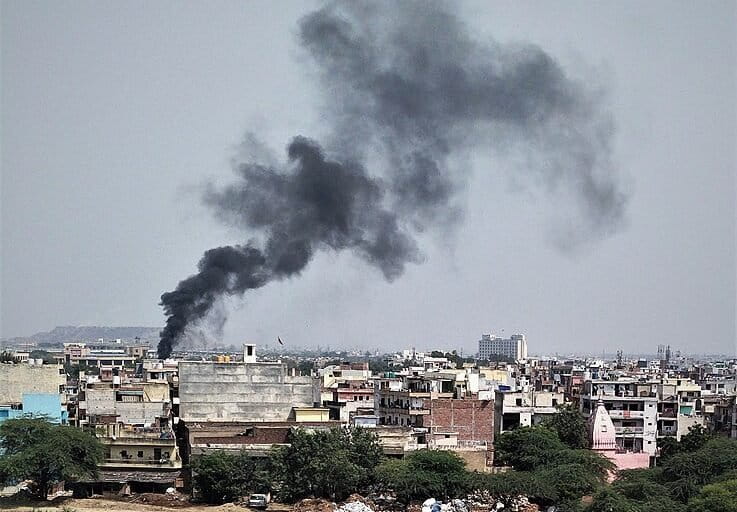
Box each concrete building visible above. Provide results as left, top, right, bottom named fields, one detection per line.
left=478, top=334, right=527, bottom=361
left=74, top=372, right=182, bottom=494
left=0, top=361, right=67, bottom=424
left=323, top=383, right=375, bottom=423
left=589, top=399, right=650, bottom=475
left=493, top=390, right=564, bottom=435
left=177, top=345, right=317, bottom=423
left=581, top=380, right=658, bottom=457
left=374, top=370, right=493, bottom=467
left=319, top=362, right=374, bottom=423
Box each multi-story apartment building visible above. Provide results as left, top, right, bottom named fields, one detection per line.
left=493, top=389, right=564, bottom=436
left=323, top=382, right=374, bottom=423
left=478, top=334, right=527, bottom=361
left=581, top=379, right=658, bottom=457
left=374, top=370, right=493, bottom=455
left=75, top=373, right=182, bottom=494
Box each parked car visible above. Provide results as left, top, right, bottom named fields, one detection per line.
left=248, top=493, right=269, bottom=509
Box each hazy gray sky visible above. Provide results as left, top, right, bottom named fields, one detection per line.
left=2, top=1, right=735, bottom=355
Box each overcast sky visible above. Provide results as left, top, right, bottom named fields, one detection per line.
left=2, top=1, right=735, bottom=356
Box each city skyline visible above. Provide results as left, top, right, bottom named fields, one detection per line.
left=2, top=1, right=735, bottom=355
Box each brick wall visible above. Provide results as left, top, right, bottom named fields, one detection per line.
left=427, top=399, right=494, bottom=443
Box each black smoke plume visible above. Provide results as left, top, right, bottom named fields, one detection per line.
left=158, top=1, right=627, bottom=358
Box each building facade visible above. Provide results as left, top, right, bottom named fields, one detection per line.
left=478, top=334, right=527, bottom=361
left=0, top=361, right=67, bottom=424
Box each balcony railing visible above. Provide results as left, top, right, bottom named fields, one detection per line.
left=615, top=427, right=644, bottom=434
left=102, top=457, right=179, bottom=467
left=608, top=410, right=645, bottom=419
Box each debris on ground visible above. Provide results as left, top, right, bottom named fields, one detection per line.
left=293, top=498, right=337, bottom=512
left=127, top=491, right=190, bottom=507
left=338, top=501, right=374, bottom=512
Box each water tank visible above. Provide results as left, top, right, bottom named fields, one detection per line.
left=36, top=358, right=44, bottom=365
left=224, top=355, right=231, bottom=363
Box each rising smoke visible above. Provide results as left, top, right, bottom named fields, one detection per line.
left=157, top=1, right=628, bottom=358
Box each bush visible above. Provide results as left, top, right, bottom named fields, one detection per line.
left=494, top=426, right=566, bottom=470
left=534, top=463, right=601, bottom=505
left=191, top=451, right=270, bottom=504
left=543, top=405, right=589, bottom=449
left=586, top=488, right=640, bottom=512
left=687, top=479, right=737, bottom=512
left=270, top=426, right=382, bottom=502
left=377, top=450, right=468, bottom=502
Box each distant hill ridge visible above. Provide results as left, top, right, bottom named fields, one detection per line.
left=2, top=325, right=160, bottom=345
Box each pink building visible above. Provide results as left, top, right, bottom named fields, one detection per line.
left=589, top=399, right=650, bottom=477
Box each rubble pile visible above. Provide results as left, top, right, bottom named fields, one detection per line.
left=128, top=491, right=190, bottom=507
left=291, top=493, right=542, bottom=512
left=294, top=498, right=338, bottom=512
left=339, top=500, right=375, bottom=512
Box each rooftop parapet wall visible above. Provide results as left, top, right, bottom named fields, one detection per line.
left=178, top=361, right=316, bottom=422
left=0, top=364, right=65, bottom=404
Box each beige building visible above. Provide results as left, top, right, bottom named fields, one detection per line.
left=0, top=362, right=66, bottom=404
left=177, top=345, right=317, bottom=423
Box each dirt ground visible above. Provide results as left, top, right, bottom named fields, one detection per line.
left=0, top=497, right=294, bottom=512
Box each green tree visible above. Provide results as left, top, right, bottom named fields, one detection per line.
left=551, top=449, right=615, bottom=481
left=191, top=451, right=270, bottom=504
left=270, top=427, right=382, bottom=502
left=657, top=423, right=713, bottom=463
left=543, top=405, right=589, bottom=449
left=368, top=358, right=391, bottom=374
left=661, top=437, right=737, bottom=502
left=586, top=488, right=640, bottom=512
left=612, top=468, right=669, bottom=502
left=534, top=463, right=601, bottom=505
left=679, top=423, right=712, bottom=452
left=688, top=479, right=737, bottom=512
left=494, top=426, right=566, bottom=470
left=656, top=435, right=680, bottom=461
left=376, top=450, right=469, bottom=502
left=0, top=418, right=103, bottom=499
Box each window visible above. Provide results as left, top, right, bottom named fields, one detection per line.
left=137, top=451, right=144, bottom=458
left=552, top=399, right=558, bottom=406
left=516, top=398, right=523, bottom=406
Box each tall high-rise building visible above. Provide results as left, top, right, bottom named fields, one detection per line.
left=478, top=333, right=527, bottom=361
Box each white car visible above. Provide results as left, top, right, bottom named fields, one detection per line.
left=248, top=493, right=269, bottom=509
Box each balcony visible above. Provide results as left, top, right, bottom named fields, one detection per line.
left=101, top=457, right=181, bottom=469
left=615, top=426, right=644, bottom=435
left=608, top=410, right=645, bottom=419
left=380, top=406, right=430, bottom=416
